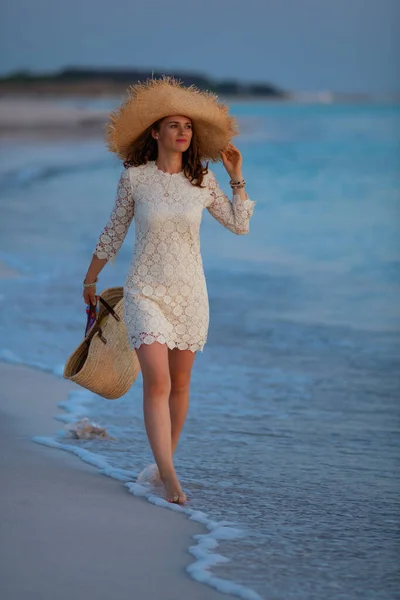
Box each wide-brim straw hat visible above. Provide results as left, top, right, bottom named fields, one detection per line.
left=105, top=75, right=239, bottom=162
left=64, top=287, right=141, bottom=400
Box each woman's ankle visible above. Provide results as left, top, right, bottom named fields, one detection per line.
left=158, top=465, right=176, bottom=482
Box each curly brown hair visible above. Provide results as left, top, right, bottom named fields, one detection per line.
left=122, top=117, right=209, bottom=187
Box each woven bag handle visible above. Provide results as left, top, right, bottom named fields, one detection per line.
left=98, top=296, right=121, bottom=322
left=85, top=295, right=121, bottom=344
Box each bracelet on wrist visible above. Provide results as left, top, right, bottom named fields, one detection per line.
left=230, top=180, right=246, bottom=189
left=83, top=277, right=98, bottom=288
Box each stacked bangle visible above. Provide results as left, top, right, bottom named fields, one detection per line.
left=83, top=277, right=98, bottom=288
left=229, top=178, right=246, bottom=189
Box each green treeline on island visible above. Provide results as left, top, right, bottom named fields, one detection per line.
left=0, top=67, right=289, bottom=98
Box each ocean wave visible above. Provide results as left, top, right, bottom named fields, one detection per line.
left=0, top=157, right=111, bottom=193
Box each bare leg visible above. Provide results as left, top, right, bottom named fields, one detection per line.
left=168, top=347, right=196, bottom=454
left=135, top=342, right=185, bottom=504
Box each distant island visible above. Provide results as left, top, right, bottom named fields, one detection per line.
left=0, top=67, right=389, bottom=104
left=0, top=67, right=290, bottom=99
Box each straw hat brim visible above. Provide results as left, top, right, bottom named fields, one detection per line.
left=105, top=75, right=239, bottom=162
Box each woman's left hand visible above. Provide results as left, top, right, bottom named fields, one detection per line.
left=221, top=143, right=243, bottom=180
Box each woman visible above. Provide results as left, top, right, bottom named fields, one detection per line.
left=82, top=76, right=256, bottom=505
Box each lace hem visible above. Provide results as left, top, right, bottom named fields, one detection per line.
left=128, top=331, right=205, bottom=353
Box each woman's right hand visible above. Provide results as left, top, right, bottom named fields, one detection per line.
left=83, top=282, right=98, bottom=307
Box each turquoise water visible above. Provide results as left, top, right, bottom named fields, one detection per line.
left=1, top=101, right=399, bottom=600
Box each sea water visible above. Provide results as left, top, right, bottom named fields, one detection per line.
left=0, top=100, right=399, bottom=600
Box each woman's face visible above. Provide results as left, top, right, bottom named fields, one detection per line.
left=152, top=115, right=193, bottom=153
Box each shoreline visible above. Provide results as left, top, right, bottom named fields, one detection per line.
left=0, top=98, right=108, bottom=140
left=0, top=360, right=237, bottom=600
left=1, top=95, right=398, bottom=147
left=2, top=94, right=397, bottom=142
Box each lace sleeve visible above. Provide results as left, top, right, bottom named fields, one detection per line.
left=205, top=170, right=256, bottom=235
left=93, top=169, right=135, bottom=264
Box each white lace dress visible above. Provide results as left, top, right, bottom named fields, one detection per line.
left=93, top=160, right=256, bottom=352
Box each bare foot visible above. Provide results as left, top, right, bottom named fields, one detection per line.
left=136, top=464, right=163, bottom=488
left=161, top=472, right=187, bottom=505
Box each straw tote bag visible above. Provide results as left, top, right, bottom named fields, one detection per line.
left=63, top=287, right=141, bottom=399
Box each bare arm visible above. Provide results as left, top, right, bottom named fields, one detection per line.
left=83, top=256, right=107, bottom=305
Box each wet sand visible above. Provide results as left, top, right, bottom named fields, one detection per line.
left=0, top=362, right=232, bottom=600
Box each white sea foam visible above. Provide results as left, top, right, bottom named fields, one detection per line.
left=0, top=348, right=64, bottom=375
left=32, top=436, right=112, bottom=470
left=124, top=481, right=262, bottom=599
left=56, top=389, right=95, bottom=424
left=32, top=432, right=261, bottom=600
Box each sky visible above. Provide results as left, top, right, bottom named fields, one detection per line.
left=1, top=0, right=399, bottom=94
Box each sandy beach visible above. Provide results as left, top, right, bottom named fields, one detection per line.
left=0, top=96, right=258, bottom=143
left=0, top=97, right=109, bottom=140
left=0, top=362, right=233, bottom=600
